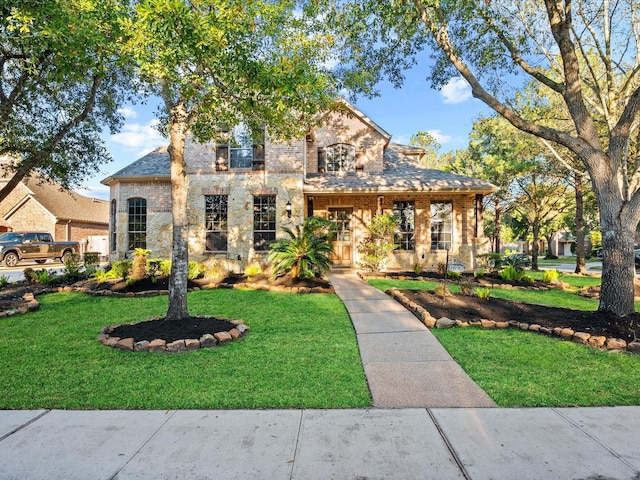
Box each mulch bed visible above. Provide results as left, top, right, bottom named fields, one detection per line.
left=399, top=289, right=640, bottom=344
left=108, top=316, right=237, bottom=343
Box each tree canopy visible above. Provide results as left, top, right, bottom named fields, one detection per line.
left=0, top=0, right=135, bottom=199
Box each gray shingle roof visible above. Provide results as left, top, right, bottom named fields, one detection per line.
left=101, top=146, right=170, bottom=185
left=303, top=143, right=497, bottom=194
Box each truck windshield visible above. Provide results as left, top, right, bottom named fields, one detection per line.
left=0, top=233, right=24, bottom=242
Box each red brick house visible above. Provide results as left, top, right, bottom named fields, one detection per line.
left=102, top=100, right=496, bottom=271
left=0, top=162, right=109, bottom=255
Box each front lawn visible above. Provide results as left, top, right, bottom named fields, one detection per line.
left=369, top=277, right=640, bottom=407
left=0, top=289, right=370, bottom=409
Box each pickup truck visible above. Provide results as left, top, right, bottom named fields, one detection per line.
left=0, top=232, right=79, bottom=268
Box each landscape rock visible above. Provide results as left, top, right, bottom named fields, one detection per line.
left=229, top=328, right=241, bottom=340
left=572, top=332, right=591, bottom=345
left=421, top=312, right=437, bottom=328
left=148, top=339, right=167, bottom=352
left=214, top=331, right=232, bottom=343
left=116, top=337, right=134, bottom=351
left=199, top=334, right=217, bottom=348
left=495, top=321, right=509, bottom=329
left=627, top=341, right=640, bottom=353
left=605, top=338, right=627, bottom=350
left=435, top=317, right=456, bottom=329
left=134, top=340, right=150, bottom=351
left=166, top=340, right=186, bottom=352
left=236, top=324, right=250, bottom=334
left=185, top=339, right=200, bottom=351
left=560, top=328, right=575, bottom=339
left=480, top=319, right=496, bottom=329
left=588, top=336, right=607, bottom=348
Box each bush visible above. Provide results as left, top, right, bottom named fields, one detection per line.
left=91, top=269, right=110, bottom=284
left=0, top=275, right=8, bottom=288
left=110, top=260, right=132, bottom=280
left=542, top=269, right=560, bottom=283
left=500, top=265, right=525, bottom=282
left=83, top=252, right=100, bottom=268
left=447, top=271, right=461, bottom=279
left=244, top=263, right=262, bottom=281
left=200, top=258, right=228, bottom=281
left=31, top=268, right=58, bottom=285
left=269, top=216, right=334, bottom=279
left=63, top=253, right=83, bottom=280
left=414, top=264, right=422, bottom=275
left=187, top=261, right=204, bottom=280
left=23, top=268, right=36, bottom=283
left=474, top=268, right=485, bottom=278
left=356, top=214, right=399, bottom=272
left=475, top=287, right=492, bottom=300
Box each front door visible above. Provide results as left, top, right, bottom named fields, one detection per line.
left=328, top=208, right=353, bottom=266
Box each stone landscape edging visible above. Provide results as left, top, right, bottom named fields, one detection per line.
left=0, top=292, right=41, bottom=318
left=387, top=288, right=640, bottom=355
left=97, top=317, right=250, bottom=353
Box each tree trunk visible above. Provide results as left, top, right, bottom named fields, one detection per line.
left=531, top=221, right=540, bottom=270
left=574, top=173, right=587, bottom=274
left=165, top=106, right=190, bottom=321
left=494, top=200, right=501, bottom=253
left=596, top=176, right=637, bottom=316
left=545, top=233, right=553, bottom=258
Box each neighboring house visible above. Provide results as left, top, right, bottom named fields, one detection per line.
left=102, top=100, right=497, bottom=271
left=0, top=160, right=110, bottom=256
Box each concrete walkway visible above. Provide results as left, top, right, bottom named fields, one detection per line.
left=328, top=270, right=496, bottom=408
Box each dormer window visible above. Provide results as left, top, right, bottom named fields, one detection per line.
left=318, top=143, right=356, bottom=173
left=215, top=123, right=265, bottom=171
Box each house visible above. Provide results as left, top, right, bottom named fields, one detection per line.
left=102, top=100, right=497, bottom=271
left=0, top=159, right=110, bottom=256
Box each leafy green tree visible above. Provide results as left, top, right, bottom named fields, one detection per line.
left=409, top=131, right=444, bottom=168
left=333, top=0, right=640, bottom=316
left=357, top=213, right=399, bottom=272
left=0, top=0, right=134, bottom=200
left=269, top=217, right=334, bottom=279
left=123, top=0, right=336, bottom=320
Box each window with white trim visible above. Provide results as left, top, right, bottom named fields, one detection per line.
left=318, top=143, right=356, bottom=173
left=393, top=201, right=415, bottom=250
left=430, top=201, right=452, bottom=250
left=216, top=123, right=265, bottom=171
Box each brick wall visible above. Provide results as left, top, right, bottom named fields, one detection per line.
left=306, top=111, right=388, bottom=173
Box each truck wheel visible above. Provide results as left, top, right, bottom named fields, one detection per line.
left=3, top=252, right=19, bottom=268
left=35, top=260, right=46, bottom=264
left=61, top=251, right=73, bottom=264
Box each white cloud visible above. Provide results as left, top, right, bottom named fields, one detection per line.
left=427, top=129, right=452, bottom=144
left=441, top=77, right=472, bottom=104
left=109, top=119, right=165, bottom=157
left=117, top=107, right=137, bottom=119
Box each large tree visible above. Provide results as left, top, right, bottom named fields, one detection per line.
left=124, top=0, right=336, bottom=321
left=0, top=0, right=134, bottom=199
left=334, top=0, right=640, bottom=316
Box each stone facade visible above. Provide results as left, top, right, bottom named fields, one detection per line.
left=104, top=100, right=496, bottom=271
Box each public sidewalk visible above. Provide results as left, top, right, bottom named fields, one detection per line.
left=328, top=270, right=496, bottom=408
left=1, top=407, right=639, bottom=479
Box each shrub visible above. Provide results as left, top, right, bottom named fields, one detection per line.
left=110, top=260, right=132, bottom=280
left=131, top=248, right=151, bottom=280
left=23, top=268, right=36, bottom=283
left=447, top=270, right=461, bottom=279
left=91, top=269, right=110, bottom=284
left=436, top=262, right=447, bottom=276
left=542, top=269, right=560, bottom=283
left=356, top=214, right=399, bottom=272
left=521, top=274, right=535, bottom=285
left=0, top=275, right=8, bottom=288
left=32, top=269, right=57, bottom=285
left=414, top=264, right=422, bottom=275
left=475, top=287, right=492, bottom=300
left=187, top=261, right=204, bottom=280
left=63, top=254, right=83, bottom=280
left=269, top=216, right=334, bottom=279
left=460, top=282, right=475, bottom=296
left=434, top=282, right=450, bottom=297
left=474, top=268, right=485, bottom=278
left=200, top=258, right=228, bottom=281
left=244, top=263, right=262, bottom=281
left=146, top=259, right=164, bottom=280
left=500, top=265, right=525, bottom=282
left=83, top=252, right=100, bottom=269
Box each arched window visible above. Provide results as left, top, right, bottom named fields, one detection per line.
left=110, top=200, right=117, bottom=252
left=127, top=197, right=147, bottom=250
left=318, top=143, right=356, bottom=173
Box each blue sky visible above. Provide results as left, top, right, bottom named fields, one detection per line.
left=78, top=67, right=491, bottom=200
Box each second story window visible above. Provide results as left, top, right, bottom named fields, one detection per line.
left=216, top=123, right=265, bottom=171
left=318, top=143, right=356, bottom=173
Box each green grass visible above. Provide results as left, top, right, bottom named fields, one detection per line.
left=0, top=289, right=370, bottom=409
left=369, top=277, right=640, bottom=407
left=432, top=327, right=640, bottom=407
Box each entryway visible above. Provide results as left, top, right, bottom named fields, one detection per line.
left=328, top=208, right=353, bottom=267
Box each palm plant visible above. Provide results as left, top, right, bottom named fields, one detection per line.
left=269, top=217, right=334, bottom=279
